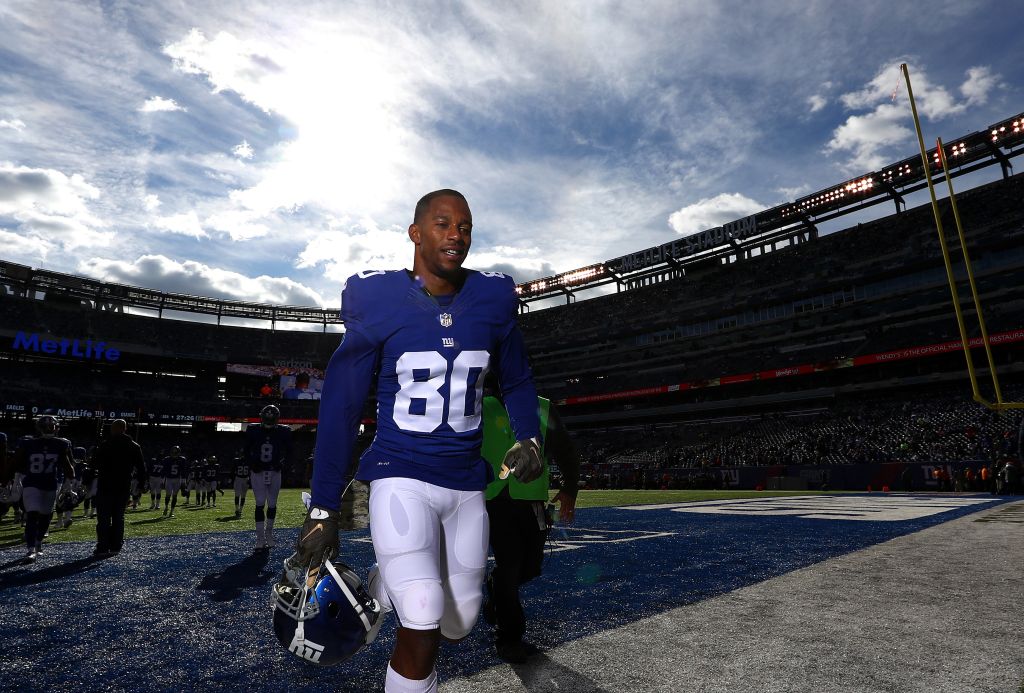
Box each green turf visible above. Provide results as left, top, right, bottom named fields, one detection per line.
left=1, top=488, right=837, bottom=547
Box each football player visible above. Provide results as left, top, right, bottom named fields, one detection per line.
left=163, top=446, right=187, bottom=517
left=203, top=455, right=220, bottom=507
left=183, top=458, right=200, bottom=506
left=246, top=404, right=291, bottom=548
left=287, top=190, right=541, bottom=692
left=232, top=452, right=250, bottom=519
left=80, top=449, right=98, bottom=519
left=147, top=455, right=165, bottom=510
left=16, top=416, right=76, bottom=562
left=58, top=446, right=89, bottom=528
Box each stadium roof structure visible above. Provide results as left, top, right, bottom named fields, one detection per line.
left=516, top=110, right=1024, bottom=305
left=0, top=260, right=340, bottom=328
left=1, top=111, right=1022, bottom=325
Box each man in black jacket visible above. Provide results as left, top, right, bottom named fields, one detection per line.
left=92, top=419, right=147, bottom=557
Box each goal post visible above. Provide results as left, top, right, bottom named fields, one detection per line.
left=901, top=63, right=1023, bottom=411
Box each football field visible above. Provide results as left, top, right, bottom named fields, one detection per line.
left=1, top=492, right=1022, bottom=692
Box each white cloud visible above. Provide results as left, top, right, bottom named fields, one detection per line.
left=0, top=227, right=53, bottom=261
left=668, top=193, right=765, bottom=236
left=79, top=254, right=326, bottom=306
left=776, top=184, right=812, bottom=201
left=143, top=193, right=161, bottom=211
left=961, top=66, right=998, bottom=106
left=204, top=208, right=268, bottom=241
left=0, top=162, right=100, bottom=215
left=232, top=139, right=254, bottom=159
left=153, top=210, right=206, bottom=238
left=827, top=63, right=1000, bottom=172
left=0, top=162, right=112, bottom=251
left=139, top=96, right=186, bottom=113
left=825, top=103, right=912, bottom=172
left=296, top=219, right=410, bottom=282
left=0, top=118, right=27, bottom=131
left=807, top=95, right=827, bottom=113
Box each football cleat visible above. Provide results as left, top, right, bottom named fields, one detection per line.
left=272, top=559, right=381, bottom=666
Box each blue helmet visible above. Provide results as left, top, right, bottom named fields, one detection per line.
left=260, top=405, right=280, bottom=428
left=272, top=559, right=381, bottom=666
left=55, top=487, right=83, bottom=513
left=36, top=415, right=59, bottom=437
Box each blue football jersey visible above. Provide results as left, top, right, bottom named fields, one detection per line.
left=246, top=424, right=292, bottom=472
left=311, top=269, right=540, bottom=510
left=164, top=455, right=186, bottom=478
left=150, top=458, right=166, bottom=477
left=18, top=436, right=73, bottom=491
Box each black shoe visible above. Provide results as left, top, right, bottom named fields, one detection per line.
left=495, top=640, right=528, bottom=664
left=92, top=547, right=113, bottom=558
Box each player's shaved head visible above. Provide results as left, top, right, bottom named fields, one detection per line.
left=414, top=189, right=467, bottom=225
left=111, top=419, right=127, bottom=434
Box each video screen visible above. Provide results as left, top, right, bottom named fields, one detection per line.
left=225, top=363, right=325, bottom=400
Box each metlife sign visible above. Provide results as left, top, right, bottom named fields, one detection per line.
left=11, top=331, right=121, bottom=362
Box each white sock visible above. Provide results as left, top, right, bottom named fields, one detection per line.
left=385, top=664, right=437, bottom=693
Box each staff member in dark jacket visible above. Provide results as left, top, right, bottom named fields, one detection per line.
left=92, top=419, right=147, bottom=558
left=482, top=391, right=580, bottom=664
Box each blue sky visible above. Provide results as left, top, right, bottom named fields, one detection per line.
left=0, top=1, right=1020, bottom=309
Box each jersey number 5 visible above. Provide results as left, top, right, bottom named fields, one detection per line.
left=394, top=350, right=490, bottom=433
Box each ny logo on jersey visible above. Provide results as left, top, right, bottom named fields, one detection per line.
left=439, top=313, right=453, bottom=328
left=288, top=632, right=325, bottom=663
left=442, top=337, right=455, bottom=348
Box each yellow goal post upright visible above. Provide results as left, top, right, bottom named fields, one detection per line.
left=900, top=63, right=1023, bottom=411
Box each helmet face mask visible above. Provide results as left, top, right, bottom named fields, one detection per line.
left=272, top=559, right=381, bottom=666
left=55, top=488, right=82, bottom=513
left=260, top=405, right=280, bottom=429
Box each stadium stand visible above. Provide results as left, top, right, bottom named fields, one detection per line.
left=1, top=162, right=1022, bottom=490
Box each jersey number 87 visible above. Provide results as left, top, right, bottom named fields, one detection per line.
left=394, top=350, right=489, bottom=433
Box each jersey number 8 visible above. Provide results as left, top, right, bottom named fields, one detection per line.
left=394, top=350, right=490, bottom=433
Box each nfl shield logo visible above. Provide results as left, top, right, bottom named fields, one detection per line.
left=439, top=313, right=453, bottom=328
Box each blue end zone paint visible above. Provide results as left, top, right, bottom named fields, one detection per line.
left=0, top=495, right=1014, bottom=692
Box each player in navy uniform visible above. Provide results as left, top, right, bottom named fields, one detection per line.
left=246, top=404, right=292, bottom=549
left=148, top=455, right=166, bottom=510
left=58, top=446, right=88, bottom=528
left=80, top=450, right=98, bottom=519
left=15, top=416, right=75, bottom=562
left=283, top=190, right=542, bottom=692
left=163, top=447, right=187, bottom=516
left=203, top=456, right=220, bottom=507
left=232, top=453, right=250, bottom=519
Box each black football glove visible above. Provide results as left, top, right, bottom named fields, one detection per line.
left=291, top=505, right=341, bottom=572
left=500, top=437, right=544, bottom=484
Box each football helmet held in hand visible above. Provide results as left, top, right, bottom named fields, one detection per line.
left=55, top=488, right=83, bottom=513
left=272, top=559, right=382, bottom=666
